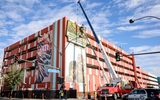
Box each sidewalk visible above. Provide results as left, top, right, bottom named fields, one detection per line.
left=0, top=97, right=88, bottom=100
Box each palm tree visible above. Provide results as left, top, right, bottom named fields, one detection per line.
left=3, top=63, right=25, bottom=98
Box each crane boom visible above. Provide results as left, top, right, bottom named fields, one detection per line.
left=81, top=29, right=109, bottom=83
left=77, top=0, right=121, bottom=84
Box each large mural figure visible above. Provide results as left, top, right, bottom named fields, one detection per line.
left=35, top=33, right=52, bottom=83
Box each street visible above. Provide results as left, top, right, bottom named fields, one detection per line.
left=0, top=97, right=122, bottom=100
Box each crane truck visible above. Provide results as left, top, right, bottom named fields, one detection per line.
left=77, top=1, right=139, bottom=99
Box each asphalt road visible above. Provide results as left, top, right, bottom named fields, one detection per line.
left=0, top=97, right=122, bottom=100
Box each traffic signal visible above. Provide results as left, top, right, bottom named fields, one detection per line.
left=115, top=52, right=120, bottom=61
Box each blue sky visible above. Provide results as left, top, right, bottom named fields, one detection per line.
left=0, top=0, right=160, bottom=76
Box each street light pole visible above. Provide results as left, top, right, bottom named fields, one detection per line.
left=129, top=16, right=160, bottom=23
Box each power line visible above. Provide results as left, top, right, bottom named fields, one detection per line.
left=127, top=51, right=160, bottom=56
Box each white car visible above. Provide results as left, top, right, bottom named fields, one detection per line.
left=122, top=88, right=160, bottom=100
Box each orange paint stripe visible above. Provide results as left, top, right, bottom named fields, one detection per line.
left=62, top=17, right=67, bottom=77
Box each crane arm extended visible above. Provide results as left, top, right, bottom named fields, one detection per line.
left=77, top=0, right=121, bottom=84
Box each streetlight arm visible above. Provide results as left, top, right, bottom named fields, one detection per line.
left=129, top=16, right=160, bottom=23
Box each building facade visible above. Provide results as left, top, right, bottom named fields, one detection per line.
left=157, top=77, right=160, bottom=88
left=1, top=17, right=158, bottom=98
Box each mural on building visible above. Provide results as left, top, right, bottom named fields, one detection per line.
left=65, top=44, right=86, bottom=91
left=35, top=33, right=52, bottom=83
left=76, top=53, right=85, bottom=83
left=67, top=60, right=76, bottom=82
left=1, top=18, right=159, bottom=95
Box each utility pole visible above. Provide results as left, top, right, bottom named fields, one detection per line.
left=131, top=54, right=141, bottom=88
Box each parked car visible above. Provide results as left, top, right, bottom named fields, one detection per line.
left=122, top=88, right=160, bottom=100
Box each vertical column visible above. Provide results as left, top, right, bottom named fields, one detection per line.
left=52, top=21, right=57, bottom=90
left=62, top=17, right=67, bottom=79
left=132, top=54, right=140, bottom=88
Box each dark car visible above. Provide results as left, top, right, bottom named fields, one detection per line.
left=122, top=88, right=160, bottom=100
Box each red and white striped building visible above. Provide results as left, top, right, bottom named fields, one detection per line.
left=2, top=17, right=158, bottom=98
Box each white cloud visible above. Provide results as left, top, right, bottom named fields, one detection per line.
left=129, top=45, right=151, bottom=53
left=7, top=3, right=85, bottom=41
left=115, top=0, right=146, bottom=10
left=136, top=54, right=160, bottom=76
left=117, top=25, right=145, bottom=31
left=86, top=2, right=103, bottom=9
left=134, top=4, right=160, bottom=18
left=16, top=0, right=109, bottom=37
left=0, top=21, right=4, bottom=27
left=0, top=11, right=6, bottom=19
left=134, top=29, right=160, bottom=38
left=125, top=0, right=146, bottom=9
left=0, top=0, right=37, bottom=22
left=6, top=11, right=24, bottom=21
left=114, top=0, right=160, bottom=31
left=5, top=0, right=40, bottom=7
left=108, top=39, right=128, bottom=49
left=90, top=11, right=110, bottom=34
left=11, top=19, right=53, bottom=40
left=128, top=3, right=160, bottom=25
left=148, top=67, right=160, bottom=77
left=0, top=28, right=9, bottom=37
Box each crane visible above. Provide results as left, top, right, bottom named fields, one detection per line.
left=77, top=0, right=121, bottom=85
left=77, top=1, right=138, bottom=99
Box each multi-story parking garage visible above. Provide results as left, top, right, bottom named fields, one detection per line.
left=1, top=17, right=158, bottom=98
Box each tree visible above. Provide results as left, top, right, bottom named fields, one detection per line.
left=4, top=63, right=25, bottom=98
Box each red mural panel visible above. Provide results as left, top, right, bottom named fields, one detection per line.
left=35, top=26, right=52, bottom=83
left=38, top=83, right=45, bottom=88
left=62, top=17, right=67, bottom=77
